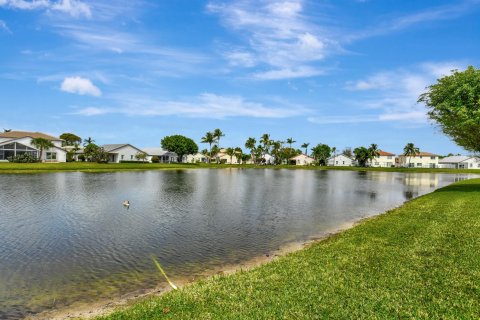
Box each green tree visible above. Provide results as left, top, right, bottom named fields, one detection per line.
left=403, top=143, right=419, bottom=167
left=30, top=137, right=54, bottom=162
left=211, top=145, right=220, bottom=163
left=286, top=137, right=296, bottom=149
left=260, top=134, right=271, bottom=158
left=234, top=147, right=243, bottom=164
left=245, top=137, right=257, bottom=163
left=331, top=146, right=337, bottom=166
left=225, top=147, right=236, bottom=164
left=91, top=147, right=109, bottom=163
left=301, top=142, right=310, bottom=156
left=83, top=143, right=99, bottom=162
left=311, top=144, right=331, bottom=166
left=342, top=147, right=353, bottom=158
left=418, top=66, right=480, bottom=152
left=83, top=137, right=95, bottom=146
left=213, top=128, right=225, bottom=149
left=60, top=133, right=82, bottom=146
left=354, top=146, right=370, bottom=167
left=368, top=143, right=380, bottom=166
left=161, top=135, right=198, bottom=163
left=135, top=152, right=147, bottom=162
left=201, top=132, right=215, bottom=163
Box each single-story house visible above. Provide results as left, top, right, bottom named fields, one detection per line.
left=183, top=153, right=208, bottom=163
left=371, top=150, right=396, bottom=167
left=101, top=144, right=146, bottom=163
left=327, top=154, right=354, bottom=166
left=397, top=152, right=439, bottom=168
left=439, top=156, right=480, bottom=169
left=143, top=147, right=178, bottom=163
left=0, top=131, right=67, bottom=162
left=290, top=154, right=315, bottom=166
left=216, top=149, right=240, bottom=164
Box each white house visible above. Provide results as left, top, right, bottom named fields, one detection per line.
left=0, top=131, right=67, bottom=162
left=143, top=147, right=178, bottom=163
left=101, top=144, right=146, bottom=163
left=290, top=154, right=315, bottom=166
left=439, top=156, right=480, bottom=169
left=397, top=152, right=440, bottom=168
left=327, top=154, right=354, bottom=166
left=183, top=153, right=208, bottom=163
left=371, top=150, right=396, bottom=168
left=216, top=149, right=239, bottom=164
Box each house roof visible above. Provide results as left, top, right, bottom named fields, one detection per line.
left=101, top=144, right=144, bottom=153
left=142, top=147, right=177, bottom=156
left=290, top=154, right=314, bottom=160
left=416, top=152, right=438, bottom=156
left=0, top=130, right=62, bottom=141
left=439, top=156, right=473, bottom=164
left=377, top=150, right=395, bottom=156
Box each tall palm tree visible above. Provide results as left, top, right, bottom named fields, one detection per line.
left=368, top=143, right=380, bottom=166
left=301, top=143, right=310, bottom=155
left=260, top=133, right=271, bottom=158
left=201, top=132, right=215, bottom=163
left=225, top=147, right=236, bottom=164
left=271, top=140, right=282, bottom=164
left=213, top=128, right=225, bottom=150
left=83, top=137, right=95, bottom=146
left=286, top=137, right=296, bottom=149
left=31, top=138, right=54, bottom=162
left=331, top=146, right=337, bottom=166
left=403, top=143, right=419, bottom=167
left=245, top=137, right=256, bottom=164
left=234, top=147, right=243, bottom=164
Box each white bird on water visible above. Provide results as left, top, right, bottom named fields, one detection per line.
left=122, top=200, right=130, bottom=207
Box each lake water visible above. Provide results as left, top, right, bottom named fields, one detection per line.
left=0, top=169, right=475, bottom=319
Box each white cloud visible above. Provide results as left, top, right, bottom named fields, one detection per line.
left=208, top=0, right=335, bottom=79
left=314, top=61, right=465, bottom=125
left=0, top=20, right=11, bottom=33
left=73, top=93, right=310, bottom=119
left=51, top=0, right=91, bottom=18
left=0, top=0, right=91, bottom=18
left=61, top=76, right=101, bottom=96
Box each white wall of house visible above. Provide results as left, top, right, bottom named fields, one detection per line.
left=398, top=154, right=439, bottom=168
left=291, top=154, right=315, bottom=166
left=327, top=154, right=354, bottom=166
left=0, top=137, right=67, bottom=162
left=371, top=155, right=395, bottom=167
left=217, top=153, right=239, bottom=164
left=111, top=145, right=145, bottom=163
left=183, top=153, right=207, bottom=163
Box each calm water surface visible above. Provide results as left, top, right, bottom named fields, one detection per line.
left=0, top=169, right=475, bottom=319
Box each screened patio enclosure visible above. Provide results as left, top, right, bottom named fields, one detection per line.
left=0, top=142, right=38, bottom=160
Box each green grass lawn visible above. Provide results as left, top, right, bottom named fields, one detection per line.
left=95, top=179, right=480, bottom=319
left=1, top=161, right=480, bottom=174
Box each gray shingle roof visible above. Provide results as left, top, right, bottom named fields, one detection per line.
left=439, top=156, right=473, bottom=163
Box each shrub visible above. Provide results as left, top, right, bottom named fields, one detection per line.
left=7, top=153, right=39, bottom=163
left=151, top=155, right=160, bottom=163
left=119, top=160, right=147, bottom=164
left=78, top=154, right=86, bottom=162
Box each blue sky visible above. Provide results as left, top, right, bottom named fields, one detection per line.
left=1, top=0, right=479, bottom=154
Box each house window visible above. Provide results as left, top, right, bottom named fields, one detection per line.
left=131, top=155, right=134, bottom=160
left=335, top=161, right=338, bottom=164
left=343, top=161, right=345, bottom=164
left=121, top=155, right=124, bottom=160
left=46, top=152, right=57, bottom=160
left=429, top=164, right=436, bottom=168
left=430, top=156, right=436, bottom=160
left=387, top=156, right=392, bottom=159
left=417, top=163, right=422, bottom=167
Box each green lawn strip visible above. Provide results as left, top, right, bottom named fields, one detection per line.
left=96, top=179, right=480, bottom=319
left=1, top=162, right=480, bottom=174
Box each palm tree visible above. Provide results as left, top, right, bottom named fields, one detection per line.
left=368, top=143, right=380, bottom=166
left=403, top=143, right=419, bottom=167
left=201, top=132, right=215, bottom=163
left=213, top=129, right=225, bottom=149
left=271, top=140, right=282, bottom=164
left=260, top=134, right=271, bottom=159
left=245, top=137, right=256, bottom=163
left=286, top=137, right=296, bottom=149
left=301, top=143, right=310, bottom=156
left=211, top=145, right=220, bottom=163
left=225, top=147, right=236, bottom=164
left=31, top=138, right=54, bottom=162
left=331, top=146, right=337, bottom=166
left=234, top=147, right=243, bottom=164
left=83, top=137, right=95, bottom=146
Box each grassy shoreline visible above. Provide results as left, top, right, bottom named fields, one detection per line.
left=1, top=162, right=480, bottom=174
left=90, top=178, right=480, bottom=319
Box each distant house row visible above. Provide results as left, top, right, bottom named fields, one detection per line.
left=1, top=131, right=479, bottom=169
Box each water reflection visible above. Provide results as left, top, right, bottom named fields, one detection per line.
left=0, top=170, right=476, bottom=319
